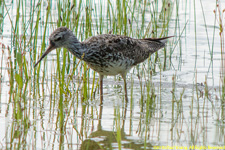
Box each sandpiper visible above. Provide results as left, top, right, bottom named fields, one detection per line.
left=35, top=27, right=172, bottom=104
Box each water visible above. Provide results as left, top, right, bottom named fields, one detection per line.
left=0, top=0, right=225, bottom=149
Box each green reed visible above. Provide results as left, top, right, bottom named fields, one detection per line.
left=0, top=0, right=3, bottom=103
left=144, top=73, right=155, bottom=149
left=217, top=3, right=225, bottom=125
left=3, top=0, right=32, bottom=148
left=212, top=1, right=225, bottom=127
left=171, top=74, right=176, bottom=139
left=115, top=107, right=122, bottom=150
left=56, top=1, right=73, bottom=148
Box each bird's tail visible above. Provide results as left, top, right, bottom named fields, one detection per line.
left=142, top=36, right=174, bottom=44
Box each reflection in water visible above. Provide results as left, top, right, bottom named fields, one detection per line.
left=80, top=102, right=152, bottom=150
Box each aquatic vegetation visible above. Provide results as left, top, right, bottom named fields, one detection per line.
left=0, top=0, right=224, bottom=149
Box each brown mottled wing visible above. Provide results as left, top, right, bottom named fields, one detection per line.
left=82, top=34, right=170, bottom=66
left=82, top=34, right=149, bottom=66
left=83, top=34, right=139, bottom=53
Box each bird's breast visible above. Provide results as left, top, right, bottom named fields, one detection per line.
left=87, top=57, right=134, bottom=76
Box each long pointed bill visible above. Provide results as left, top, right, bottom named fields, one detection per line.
left=34, top=45, right=55, bottom=67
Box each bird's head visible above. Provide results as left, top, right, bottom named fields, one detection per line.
left=34, top=27, right=75, bottom=67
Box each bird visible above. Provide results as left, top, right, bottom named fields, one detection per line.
left=34, top=27, right=172, bottom=104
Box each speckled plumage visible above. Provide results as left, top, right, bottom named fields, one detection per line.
left=35, top=27, right=172, bottom=103
left=82, top=34, right=167, bottom=76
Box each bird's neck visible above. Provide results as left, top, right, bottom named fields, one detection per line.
left=65, top=37, right=85, bottom=59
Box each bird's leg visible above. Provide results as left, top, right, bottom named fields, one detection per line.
left=99, top=74, right=104, bottom=105
left=121, top=74, right=128, bottom=102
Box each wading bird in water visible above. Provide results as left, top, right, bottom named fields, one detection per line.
left=34, top=27, right=172, bottom=104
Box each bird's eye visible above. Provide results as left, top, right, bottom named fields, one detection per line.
left=55, top=36, right=62, bottom=41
